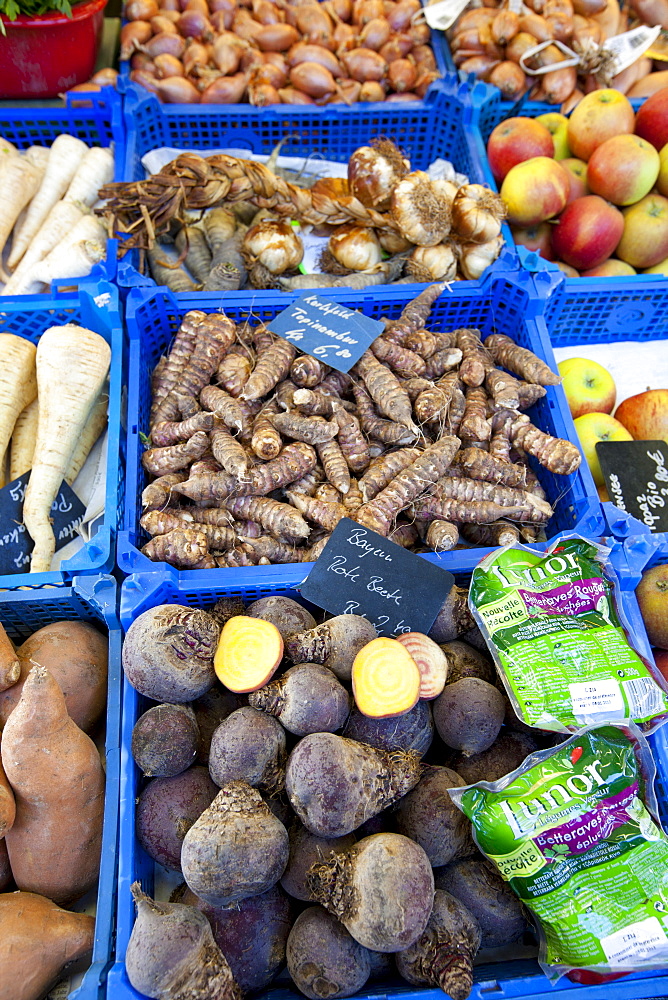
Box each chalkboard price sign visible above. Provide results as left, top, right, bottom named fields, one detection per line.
left=299, top=518, right=455, bottom=637
left=267, top=293, right=384, bottom=373
left=596, top=439, right=668, bottom=533
left=0, top=473, right=86, bottom=575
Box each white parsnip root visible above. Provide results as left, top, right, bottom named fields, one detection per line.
left=9, top=398, right=39, bottom=481
left=23, top=325, right=111, bottom=572
left=0, top=335, right=37, bottom=474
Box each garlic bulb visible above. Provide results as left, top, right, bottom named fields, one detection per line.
left=431, top=177, right=459, bottom=210
left=391, top=171, right=451, bottom=247
left=329, top=225, right=383, bottom=271
left=243, top=221, right=303, bottom=275
left=458, top=235, right=504, bottom=280
left=407, top=243, right=457, bottom=282
left=348, top=139, right=411, bottom=212
left=378, top=230, right=414, bottom=254
left=451, top=185, right=506, bottom=245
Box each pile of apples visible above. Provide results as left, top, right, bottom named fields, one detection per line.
left=487, top=86, right=668, bottom=276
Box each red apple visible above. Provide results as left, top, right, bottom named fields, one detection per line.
left=551, top=195, right=624, bottom=271
left=581, top=259, right=637, bottom=277
left=487, top=117, right=555, bottom=184
left=654, top=648, right=668, bottom=685
left=616, top=194, right=668, bottom=269
left=561, top=157, right=589, bottom=203
left=510, top=222, right=555, bottom=260
left=636, top=564, right=668, bottom=649
left=634, top=86, right=668, bottom=152
left=500, top=157, right=570, bottom=227
left=558, top=357, right=616, bottom=418
left=567, top=89, right=635, bottom=162
left=615, top=389, right=668, bottom=444
left=586, top=134, right=660, bottom=206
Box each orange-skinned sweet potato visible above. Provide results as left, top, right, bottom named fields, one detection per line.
left=0, top=748, right=15, bottom=839
left=0, top=621, right=107, bottom=733
left=2, top=666, right=105, bottom=904
left=0, top=891, right=95, bottom=1000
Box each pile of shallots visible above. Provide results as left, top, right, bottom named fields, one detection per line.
left=122, top=0, right=442, bottom=104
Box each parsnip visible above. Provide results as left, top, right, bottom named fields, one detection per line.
left=16, top=213, right=107, bottom=294
left=1, top=200, right=88, bottom=296
left=22, top=146, right=50, bottom=173
left=65, top=385, right=108, bottom=486
left=9, top=398, right=39, bottom=481
left=0, top=335, right=37, bottom=474
left=0, top=138, right=17, bottom=161
left=65, top=146, right=114, bottom=207
left=23, top=325, right=110, bottom=572
left=8, top=135, right=88, bottom=270
left=0, top=159, right=42, bottom=281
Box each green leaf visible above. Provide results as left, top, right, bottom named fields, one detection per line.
left=0, top=0, right=74, bottom=22
left=139, top=432, right=151, bottom=447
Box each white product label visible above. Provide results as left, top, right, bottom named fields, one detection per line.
left=601, top=917, right=668, bottom=966
left=623, top=676, right=666, bottom=720
left=421, top=0, right=470, bottom=31
left=569, top=679, right=624, bottom=721
left=604, top=26, right=661, bottom=76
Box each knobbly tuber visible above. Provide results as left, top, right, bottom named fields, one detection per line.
left=434, top=858, right=527, bottom=950
left=433, top=678, right=505, bottom=756
left=285, top=615, right=377, bottom=682
left=208, top=706, right=286, bottom=793
left=342, top=699, right=434, bottom=757
left=125, top=884, right=240, bottom=1000
left=281, top=825, right=357, bottom=902
left=286, top=733, right=421, bottom=837
left=181, top=781, right=289, bottom=907
left=440, top=641, right=495, bottom=686
left=214, top=615, right=283, bottom=693
left=245, top=595, right=316, bottom=640
left=308, top=832, right=434, bottom=952
left=448, top=730, right=538, bottom=785
left=286, top=906, right=372, bottom=1000
left=174, top=883, right=293, bottom=993
left=352, top=637, right=421, bottom=719
left=136, top=766, right=218, bottom=872
left=395, top=889, right=482, bottom=1000
left=395, top=766, right=471, bottom=867
left=132, top=703, right=200, bottom=778
left=249, top=663, right=350, bottom=736
left=122, top=605, right=219, bottom=703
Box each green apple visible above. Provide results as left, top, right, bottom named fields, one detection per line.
left=536, top=112, right=570, bottom=160
left=558, top=357, right=617, bottom=418
left=573, top=412, right=633, bottom=487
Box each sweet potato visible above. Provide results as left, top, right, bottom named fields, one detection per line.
left=0, top=891, right=95, bottom=1000
left=342, top=699, right=434, bottom=756
left=208, top=706, right=286, bottom=793
left=435, top=857, right=527, bottom=949
left=285, top=733, right=421, bottom=837
left=132, top=703, right=200, bottom=777
left=281, top=824, right=356, bottom=901
left=448, top=730, right=538, bottom=784
left=136, top=766, right=218, bottom=872
left=287, top=906, right=371, bottom=1000
left=181, top=781, right=290, bottom=906
left=440, top=640, right=495, bottom=686
left=0, top=621, right=107, bottom=733
left=395, top=766, right=471, bottom=867
left=0, top=623, right=19, bottom=693
left=2, top=666, right=104, bottom=904
left=122, top=605, right=219, bottom=703
left=433, top=678, right=505, bottom=756
left=0, top=750, right=15, bottom=838
left=193, top=687, right=241, bottom=764
left=245, top=595, right=317, bottom=639
left=308, top=832, right=434, bottom=952
left=0, top=839, right=10, bottom=892
left=395, top=889, right=481, bottom=1000
left=285, top=615, right=377, bottom=681
left=174, top=883, right=293, bottom=992
left=249, top=663, right=350, bottom=736
left=125, top=884, right=240, bottom=1000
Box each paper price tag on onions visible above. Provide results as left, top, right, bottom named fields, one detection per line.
left=268, top=294, right=384, bottom=373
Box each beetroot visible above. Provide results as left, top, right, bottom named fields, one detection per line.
left=246, top=595, right=317, bottom=639
left=448, top=730, right=538, bottom=785
left=249, top=663, right=350, bottom=736
left=193, top=687, right=242, bottom=764
left=136, top=766, right=218, bottom=872
left=285, top=615, right=377, bottom=681
left=132, top=703, right=199, bottom=777
left=433, top=678, right=505, bottom=756
left=281, top=824, right=356, bottom=901
left=435, top=857, right=527, bottom=949
left=395, top=766, right=471, bottom=867
left=342, top=699, right=433, bottom=756
left=208, top=706, right=286, bottom=793
left=287, top=906, right=371, bottom=999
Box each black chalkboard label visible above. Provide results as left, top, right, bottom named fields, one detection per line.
left=299, top=518, right=455, bottom=637
left=0, top=473, right=87, bottom=574
left=596, top=440, right=668, bottom=533
left=267, top=293, right=383, bottom=373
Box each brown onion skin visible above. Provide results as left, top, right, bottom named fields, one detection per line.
left=295, top=6, right=335, bottom=48
left=91, top=67, right=119, bottom=85
left=542, top=64, right=577, bottom=103
left=388, top=57, right=416, bottom=91
left=288, top=42, right=342, bottom=75
left=333, top=22, right=356, bottom=51
left=125, top=0, right=158, bottom=19
left=487, top=60, right=526, bottom=99
left=326, top=0, right=352, bottom=20
left=378, top=32, right=413, bottom=61
left=210, top=6, right=234, bottom=29
left=159, top=0, right=180, bottom=10
left=289, top=61, right=337, bottom=96
left=131, top=52, right=157, bottom=71
left=252, top=0, right=284, bottom=23
left=386, top=0, right=420, bottom=31
left=120, top=20, right=153, bottom=59
left=130, top=68, right=161, bottom=92
left=505, top=31, right=540, bottom=62
left=278, top=86, right=316, bottom=103
left=183, top=40, right=209, bottom=74
left=150, top=13, right=179, bottom=31
left=339, top=78, right=362, bottom=101
left=359, top=16, right=392, bottom=49
left=155, top=75, right=201, bottom=100
left=233, top=10, right=265, bottom=41
left=458, top=55, right=499, bottom=79
left=239, top=46, right=265, bottom=70
left=212, top=37, right=244, bottom=73
left=200, top=71, right=248, bottom=102
left=453, top=7, right=496, bottom=31
left=386, top=91, right=419, bottom=100
left=408, top=21, right=430, bottom=43
left=249, top=80, right=281, bottom=104
left=155, top=52, right=185, bottom=76
left=185, top=0, right=209, bottom=12
left=491, top=8, right=519, bottom=44
left=256, top=22, right=300, bottom=50
left=414, top=69, right=439, bottom=97
left=344, top=47, right=387, bottom=81
left=412, top=44, right=436, bottom=70
left=359, top=79, right=385, bottom=100
left=353, top=0, right=385, bottom=24
left=145, top=32, right=187, bottom=57
left=251, top=61, right=288, bottom=87
left=177, top=9, right=213, bottom=37
left=210, top=0, right=235, bottom=11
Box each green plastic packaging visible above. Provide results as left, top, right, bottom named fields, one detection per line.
left=449, top=723, right=668, bottom=981
left=468, top=535, right=668, bottom=734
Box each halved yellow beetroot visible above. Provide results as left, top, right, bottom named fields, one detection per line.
left=352, top=637, right=420, bottom=719
left=395, top=632, right=448, bottom=700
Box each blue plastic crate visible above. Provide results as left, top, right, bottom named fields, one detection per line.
left=0, top=279, right=126, bottom=588
left=0, top=87, right=125, bottom=294
left=117, top=261, right=603, bottom=582
left=0, top=576, right=120, bottom=1000
left=111, top=542, right=668, bottom=1000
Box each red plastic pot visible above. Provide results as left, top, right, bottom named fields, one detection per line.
left=0, top=0, right=107, bottom=98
